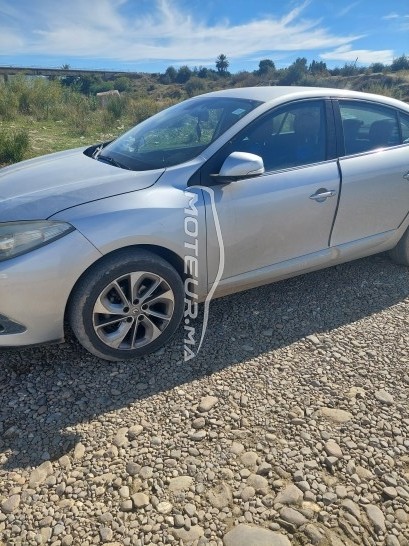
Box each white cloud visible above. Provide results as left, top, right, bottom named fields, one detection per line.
left=0, top=0, right=363, bottom=64
left=383, top=12, right=399, bottom=19
left=321, top=46, right=394, bottom=65
left=337, top=2, right=360, bottom=17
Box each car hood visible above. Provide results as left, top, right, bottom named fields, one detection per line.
left=0, top=148, right=165, bottom=221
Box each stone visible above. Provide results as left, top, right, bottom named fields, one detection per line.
left=275, top=485, right=303, bottom=506
left=139, top=466, right=153, bottom=480
left=317, top=407, right=353, bottom=423
left=241, top=451, right=258, bottom=467
left=131, top=493, right=149, bottom=508
left=171, top=525, right=204, bottom=543
left=169, top=476, right=194, bottom=492
left=246, top=474, right=269, bottom=495
left=73, top=443, right=86, bottom=460
left=1, top=494, right=20, bottom=514
left=280, top=507, right=308, bottom=527
left=207, top=482, right=233, bottom=509
left=356, top=466, right=373, bottom=480
left=29, top=461, right=53, bottom=488
left=241, top=486, right=256, bottom=501
left=223, top=524, right=291, bottom=546
left=100, top=526, right=113, bottom=542
left=374, top=389, right=394, bottom=405
left=157, top=501, right=173, bottom=514
left=365, top=504, right=386, bottom=534
left=198, top=396, right=218, bottom=412
left=230, top=442, right=245, bottom=455
left=127, top=425, right=143, bottom=439
left=324, top=440, right=343, bottom=458
left=125, top=461, right=140, bottom=477
left=341, top=499, right=361, bottom=520
left=113, top=428, right=128, bottom=447
left=383, top=487, right=398, bottom=499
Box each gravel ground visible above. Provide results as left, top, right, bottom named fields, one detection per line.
left=0, top=254, right=408, bottom=546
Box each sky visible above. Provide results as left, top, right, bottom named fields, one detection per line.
left=0, top=0, right=408, bottom=73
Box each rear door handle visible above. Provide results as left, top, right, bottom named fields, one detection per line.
left=309, top=189, right=336, bottom=202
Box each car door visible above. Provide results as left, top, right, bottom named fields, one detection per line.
left=199, top=99, right=341, bottom=284
left=330, top=100, right=409, bottom=247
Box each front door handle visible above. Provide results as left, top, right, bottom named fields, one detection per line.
left=309, top=189, right=336, bottom=202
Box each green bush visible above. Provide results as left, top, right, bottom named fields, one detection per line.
left=0, top=129, right=29, bottom=163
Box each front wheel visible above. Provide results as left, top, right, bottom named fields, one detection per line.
left=68, top=250, right=184, bottom=361
left=389, top=226, right=409, bottom=266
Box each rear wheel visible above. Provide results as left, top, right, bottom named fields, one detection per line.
left=389, top=226, right=409, bottom=266
left=68, top=250, right=184, bottom=361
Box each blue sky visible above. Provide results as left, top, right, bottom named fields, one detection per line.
left=0, top=0, right=408, bottom=72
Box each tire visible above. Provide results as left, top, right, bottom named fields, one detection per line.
left=389, top=226, right=409, bottom=266
left=68, top=249, right=184, bottom=361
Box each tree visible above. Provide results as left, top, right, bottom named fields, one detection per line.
left=216, top=54, right=229, bottom=75
left=370, top=62, right=385, bottom=73
left=391, top=55, right=409, bottom=72
left=176, top=65, right=192, bottom=83
left=309, top=60, right=327, bottom=75
left=160, top=66, right=177, bottom=84
left=258, top=59, right=275, bottom=75
left=61, top=63, right=71, bottom=70
left=279, top=57, right=308, bottom=85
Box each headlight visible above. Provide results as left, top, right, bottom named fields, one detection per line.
left=0, top=221, right=74, bottom=261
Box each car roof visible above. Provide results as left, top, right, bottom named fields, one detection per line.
left=200, top=86, right=409, bottom=110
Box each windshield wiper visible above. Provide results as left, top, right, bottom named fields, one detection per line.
left=97, top=154, right=130, bottom=170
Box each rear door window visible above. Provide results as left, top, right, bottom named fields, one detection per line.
left=339, top=101, right=400, bottom=156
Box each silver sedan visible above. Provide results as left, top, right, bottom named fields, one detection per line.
left=1, top=86, right=409, bottom=360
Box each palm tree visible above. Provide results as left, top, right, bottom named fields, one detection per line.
left=216, top=54, right=229, bottom=75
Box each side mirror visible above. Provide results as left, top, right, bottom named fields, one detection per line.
left=212, top=152, right=265, bottom=181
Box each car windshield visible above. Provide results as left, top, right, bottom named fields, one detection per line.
left=97, top=96, right=262, bottom=171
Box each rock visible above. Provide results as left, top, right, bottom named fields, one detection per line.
left=139, top=466, right=153, bottom=480
left=241, top=486, right=256, bottom=501
left=192, top=417, right=206, bottom=429
left=198, top=396, right=218, bottom=412
left=189, top=430, right=206, bottom=441
left=356, top=465, right=373, bottom=480
left=113, top=427, right=128, bottom=447
left=275, top=485, right=303, bottom=506
left=127, top=425, right=143, bottom=439
left=1, top=494, right=20, bottom=514
left=317, top=408, right=353, bottom=423
left=347, top=387, right=365, bottom=399
left=386, top=536, right=400, bottom=546
left=246, top=474, right=269, bottom=495
left=207, top=482, right=233, bottom=509
left=341, top=499, right=361, bottom=520
left=257, top=462, right=272, bottom=476
left=73, top=442, right=86, bottom=459
left=169, top=476, right=194, bottom=492
left=100, top=526, right=113, bottom=542
left=223, top=524, right=291, bottom=546
left=324, top=440, right=343, bottom=458
left=131, top=493, right=149, bottom=508
left=174, top=514, right=185, bottom=528
left=171, top=525, right=204, bottom=543
left=120, top=500, right=133, bottom=512
left=29, top=461, right=53, bottom=488
left=125, top=461, right=140, bottom=477
left=383, top=486, right=398, bottom=499
left=156, top=501, right=173, bottom=514
left=240, top=451, right=258, bottom=468
left=374, top=389, right=394, bottom=405
left=280, top=507, right=308, bottom=527
left=365, top=504, right=386, bottom=534
left=230, top=442, right=245, bottom=455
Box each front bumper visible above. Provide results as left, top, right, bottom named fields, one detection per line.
left=0, top=230, right=102, bottom=347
